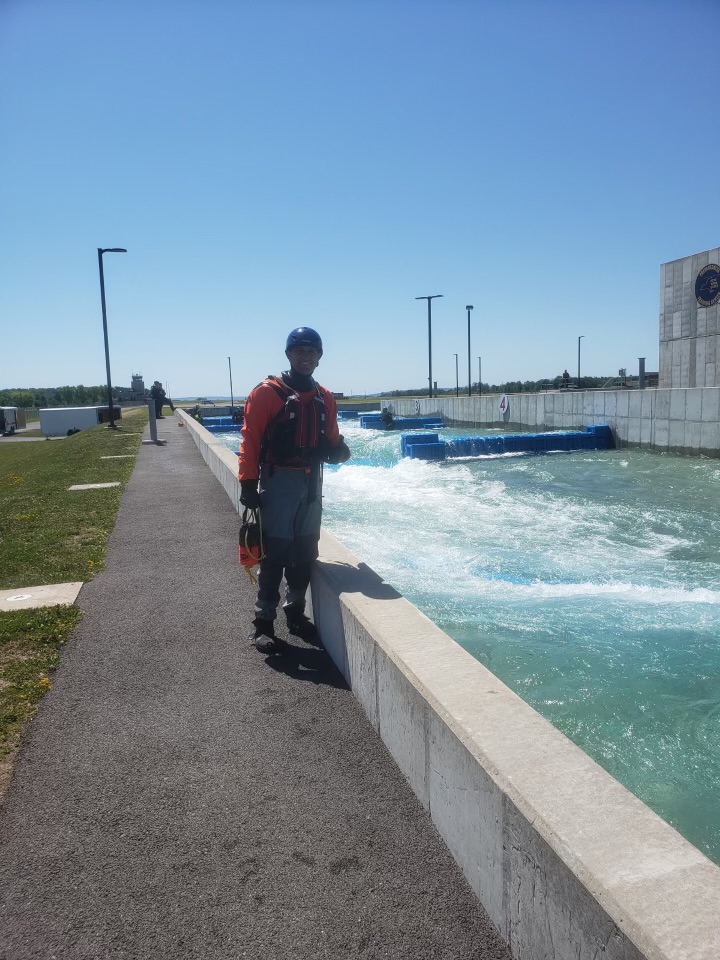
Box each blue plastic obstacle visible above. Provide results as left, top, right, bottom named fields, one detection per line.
left=403, top=425, right=613, bottom=460
left=202, top=416, right=243, bottom=433
left=360, top=414, right=445, bottom=431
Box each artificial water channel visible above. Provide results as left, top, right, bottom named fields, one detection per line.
left=218, top=423, right=720, bottom=864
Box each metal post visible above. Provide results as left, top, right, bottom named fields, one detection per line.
left=416, top=295, right=443, bottom=399
left=577, top=335, right=584, bottom=384
left=428, top=300, right=433, bottom=399
left=478, top=357, right=482, bottom=396
left=638, top=357, right=646, bottom=389
left=228, top=356, right=234, bottom=410
left=147, top=399, right=158, bottom=443
left=97, top=250, right=115, bottom=430
left=454, top=353, right=459, bottom=397
left=97, top=247, right=126, bottom=430
left=466, top=305, right=473, bottom=396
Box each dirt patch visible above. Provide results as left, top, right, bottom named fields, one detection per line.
left=0, top=745, right=18, bottom=806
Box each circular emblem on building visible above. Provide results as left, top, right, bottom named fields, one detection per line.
left=695, top=264, right=720, bottom=307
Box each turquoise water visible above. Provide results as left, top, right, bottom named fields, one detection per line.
left=219, top=425, right=720, bottom=863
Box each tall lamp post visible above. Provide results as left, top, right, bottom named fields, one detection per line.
left=478, top=357, right=482, bottom=396
left=577, top=335, right=585, bottom=385
left=415, top=294, right=443, bottom=398
left=97, top=247, right=127, bottom=430
left=453, top=353, right=459, bottom=397
left=228, top=356, right=234, bottom=410
left=466, top=305, right=473, bottom=396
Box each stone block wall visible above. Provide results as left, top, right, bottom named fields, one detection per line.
left=660, top=248, right=720, bottom=388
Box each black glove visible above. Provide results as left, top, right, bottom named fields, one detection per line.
left=323, top=435, right=351, bottom=465
left=240, top=479, right=261, bottom=509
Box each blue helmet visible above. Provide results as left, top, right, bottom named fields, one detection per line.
left=286, top=326, right=323, bottom=356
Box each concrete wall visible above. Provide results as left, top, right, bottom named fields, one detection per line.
left=176, top=411, right=241, bottom=512
left=660, top=249, right=720, bottom=389
left=385, top=387, right=720, bottom=458
left=177, top=409, right=720, bottom=960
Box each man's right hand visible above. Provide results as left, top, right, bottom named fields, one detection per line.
left=240, top=479, right=261, bottom=509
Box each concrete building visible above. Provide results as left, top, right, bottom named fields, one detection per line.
left=660, top=247, right=720, bottom=388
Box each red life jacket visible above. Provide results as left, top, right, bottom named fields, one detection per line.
left=261, top=375, right=327, bottom=467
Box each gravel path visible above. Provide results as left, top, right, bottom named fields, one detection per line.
left=0, top=417, right=509, bottom=960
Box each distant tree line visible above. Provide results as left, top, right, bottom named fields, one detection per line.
left=3, top=374, right=625, bottom=409
left=0, top=385, right=122, bottom=408
left=387, top=375, right=615, bottom=397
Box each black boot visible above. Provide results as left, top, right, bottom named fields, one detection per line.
left=248, top=618, right=286, bottom=655
left=284, top=608, right=322, bottom=647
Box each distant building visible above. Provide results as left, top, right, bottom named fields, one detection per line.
left=131, top=373, right=146, bottom=399
left=114, top=374, right=148, bottom=403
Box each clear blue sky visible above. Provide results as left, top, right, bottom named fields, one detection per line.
left=2, top=0, right=718, bottom=398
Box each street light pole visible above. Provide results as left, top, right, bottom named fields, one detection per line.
left=415, top=294, right=443, bottom=399
left=97, top=247, right=127, bottom=430
left=478, top=357, right=482, bottom=396
left=228, top=356, right=234, bottom=410
left=577, top=335, right=585, bottom=385
left=454, top=353, right=459, bottom=397
left=466, top=305, right=473, bottom=396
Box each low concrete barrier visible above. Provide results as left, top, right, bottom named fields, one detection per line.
left=177, top=408, right=720, bottom=960
left=177, top=409, right=241, bottom=513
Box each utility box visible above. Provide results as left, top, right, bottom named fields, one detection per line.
left=39, top=406, right=121, bottom=436
left=0, top=407, right=18, bottom=436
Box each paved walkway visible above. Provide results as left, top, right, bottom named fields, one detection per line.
left=0, top=417, right=509, bottom=959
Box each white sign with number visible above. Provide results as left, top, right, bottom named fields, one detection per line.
left=499, top=394, right=509, bottom=415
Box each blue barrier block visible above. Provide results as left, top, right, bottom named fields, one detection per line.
left=446, top=438, right=467, bottom=456
left=396, top=417, right=443, bottom=429
left=406, top=424, right=612, bottom=461
left=203, top=423, right=242, bottom=433
left=409, top=442, right=447, bottom=461
left=586, top=424, right=612, bottom=447
left=503, top=436, right=524, bottom=452
left=401, top=433, right=440, bottom=457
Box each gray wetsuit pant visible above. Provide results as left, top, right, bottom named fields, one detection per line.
left=255, top=464, right=322, bottom=621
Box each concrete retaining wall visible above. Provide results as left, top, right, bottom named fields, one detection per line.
left=385, top=387, right=720, bottom=458
left=176, top=411, right=241, bottom=512
left=177, top=408, right=720, bottom=960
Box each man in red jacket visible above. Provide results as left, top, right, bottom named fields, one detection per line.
left=239, top=327, right=351, bottom=654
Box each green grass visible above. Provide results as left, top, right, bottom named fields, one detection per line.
left=0, top=411, right=147, bottom=588
left=0, top=409, right=147, bottom=768
left=0, top=606, right=82, bottom=759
